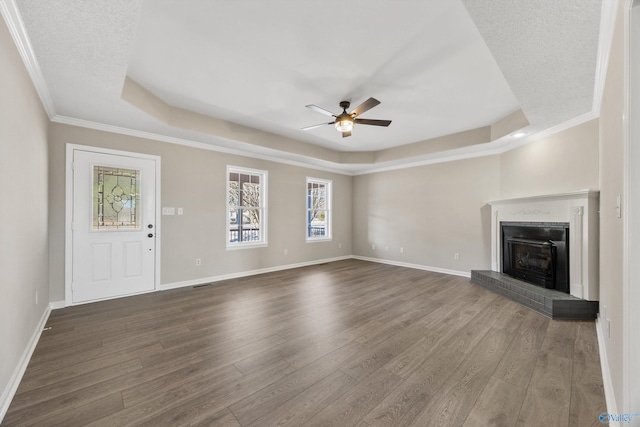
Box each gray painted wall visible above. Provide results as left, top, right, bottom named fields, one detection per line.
left=598, top=0, right=626, bottom=412
left=50, top=116, right=600, bottom=299
left=352, top=119, right=600, bottom=274
left=2, top=0, right=632, bottom=417
left=47, top=124, right=352, bottom=302
left=352, top=156, right=501, bottom=273
left=500, top=118, right=600, bottom=198
left=0, top=17, right=50, bottom=415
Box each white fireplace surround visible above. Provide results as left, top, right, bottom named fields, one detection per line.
left=488, top=190, right=599, bottom=301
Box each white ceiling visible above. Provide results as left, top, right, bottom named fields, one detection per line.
left=9, top=0, right=605, bottom=173
left=127, top=0, right=520, bottom=152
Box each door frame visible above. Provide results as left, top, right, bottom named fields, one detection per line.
left=65, top=144, right=161, bottom=306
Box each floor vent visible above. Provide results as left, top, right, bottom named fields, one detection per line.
left=193, top=283, right=214, bottom=289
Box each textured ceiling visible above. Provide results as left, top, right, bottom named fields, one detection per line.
left=9, top=0, right=604, bottom=173
left=462, top=0, right=601, bottom=126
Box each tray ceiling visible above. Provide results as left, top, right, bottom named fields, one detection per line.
left=8, top=0, right=605, bottom=173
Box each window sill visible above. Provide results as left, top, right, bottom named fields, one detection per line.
left=306, top=237, right=333, bottom=243
left=226, top=242, right=268, bottom=251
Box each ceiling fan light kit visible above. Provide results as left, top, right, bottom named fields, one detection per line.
left=303, top=97, right=391, bottom=138
left=335, top=118, right=354, bottom=133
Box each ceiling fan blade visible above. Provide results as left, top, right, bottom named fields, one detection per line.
left=350, top=97, right=381, bottom=117
left=302, top=122, right=334, bottom=131
left=342, top=131, right=351, bottom=138
left=306, top=104, right=336, bottom=117
left=354, top=118, right=392, bottom=127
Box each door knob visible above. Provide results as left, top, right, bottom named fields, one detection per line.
left=148, top=233, right=154, bottom=238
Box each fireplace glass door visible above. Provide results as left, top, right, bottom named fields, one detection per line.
left=506, top=238, right=556, bottom=288
left=500, top=222, right=570, bottom=293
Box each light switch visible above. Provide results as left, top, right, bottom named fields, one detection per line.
left=162, top=207, right=175, bottom=215
left=177, top=208, right=184, bottom=215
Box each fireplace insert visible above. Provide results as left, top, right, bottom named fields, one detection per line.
left=501, top=222, right=569, bottom=293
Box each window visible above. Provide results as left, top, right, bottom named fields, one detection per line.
left=306, top=178, right=331, bottom=241
left=227, top=166, right=267, bottom=248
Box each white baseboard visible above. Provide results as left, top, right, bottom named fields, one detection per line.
left=352, top=255, right=471, bottom=278
left=160, top=255, right=470, bottom=292
left=596, top=315, right=619, bottom=418
left=160, top=256, right=353, bottom=291
left=49, top=300, right=65, bottom=310
left=0, top=304, right=52, bottom=423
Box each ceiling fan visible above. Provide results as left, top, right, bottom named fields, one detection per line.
left=302, top=97, right=392, bottom=138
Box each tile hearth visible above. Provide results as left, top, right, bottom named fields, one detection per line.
left=470, top=270, right=598, bottom=320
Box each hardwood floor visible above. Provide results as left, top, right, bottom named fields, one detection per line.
left=3, top=260, right=606, bottom=426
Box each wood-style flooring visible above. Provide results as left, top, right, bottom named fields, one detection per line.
left=3, top=259, right=606, bottom=426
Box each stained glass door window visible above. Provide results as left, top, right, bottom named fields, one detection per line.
left=92, top=166, right=141, bottom=230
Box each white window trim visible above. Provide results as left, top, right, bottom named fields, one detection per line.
left=306, top=177, right=332, bottom=242
left=226, top=165, right=268, bottom=250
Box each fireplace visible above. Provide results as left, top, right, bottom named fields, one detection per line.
left=501, top=222, right=569, bottom=293
left=483, top=191, right=598, bottom=303
left=473, top=191, right=599, bottom=318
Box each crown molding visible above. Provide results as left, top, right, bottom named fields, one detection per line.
left=54, top=114, right=512, bottom=176
left=592, top=0, right=620, bottom=115
left=0, top=0, right=56, bottom=119
left=498, top=110, right=599, bottom=154
left=351, top=143, right=505, bottom=175
left=51, top=109, right=600, bottom=177
left=352, top=109, right=599, bottom=175
left=5, top=0, right=610, bottom=175
left=51, top=115, right=353, bottom=175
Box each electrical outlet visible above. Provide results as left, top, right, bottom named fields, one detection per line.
left=454, top=253, right=460, bottom=260
left=195, top=258, right=202, bottom=266
left=400, top=247, right=404, bottom=254
left=177, top=207, right=184, bottom=215
left=284, top=249, right=288, bottom=255
left=372, top=244, right=376, bottom=250
left=385, top=246, right=389, bottom=251
left=338, top=243, right=342, bottom=249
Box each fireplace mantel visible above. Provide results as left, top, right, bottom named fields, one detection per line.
left=488, top=190, right=599, bottom=300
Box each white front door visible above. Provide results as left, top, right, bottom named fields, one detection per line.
left=71, top=149, right=157, bottom=303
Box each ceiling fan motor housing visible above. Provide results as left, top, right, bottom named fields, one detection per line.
left=302, top=97, right=391, bottom=137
